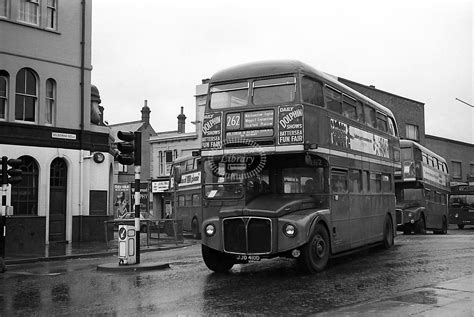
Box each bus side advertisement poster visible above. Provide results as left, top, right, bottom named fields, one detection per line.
left=278, top=105, right=304, bottom=145
left=202, top=112, right=222, bottom=149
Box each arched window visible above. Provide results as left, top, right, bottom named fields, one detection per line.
left=11, top=156, right=39, bottom=216
left=45, top=78, right=56, bottom=124
left=15, top=68, right=37, bottom=122
left=0, top=71, right=8, bottom=120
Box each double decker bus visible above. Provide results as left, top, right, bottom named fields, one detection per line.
left=199, top=60, right=400, bottom=273
left=449, top=183, right=474, bottom=229
left=169, top=154, right=202, bottom=239
left=395, top=140, right=450, bottom=234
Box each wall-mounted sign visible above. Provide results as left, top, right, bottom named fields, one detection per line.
left=52, top=132, right=76, bottom=140
left=152, top=181, right=170, bottom=193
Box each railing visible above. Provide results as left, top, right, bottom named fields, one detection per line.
left=103, top=219, right=184, bottom=248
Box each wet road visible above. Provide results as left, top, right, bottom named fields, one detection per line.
left=1, top=226, right=473, bottom=316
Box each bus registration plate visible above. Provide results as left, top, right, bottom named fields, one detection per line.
left=236, top=255, right=261, bottom=261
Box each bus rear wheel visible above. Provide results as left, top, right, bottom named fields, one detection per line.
left=298, top=223, right=330, bottom=274
left=202, top=245, right=234, bottom=273
left=414, top=217, right=426, bottom=234
left=457, top=224, right=465, bottom=229
left=383, top=214, right=394, bottom=249
left=434, top=217, right=448, bottom=234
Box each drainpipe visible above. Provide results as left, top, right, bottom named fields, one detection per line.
left=79, top=0, right=86, bottom=242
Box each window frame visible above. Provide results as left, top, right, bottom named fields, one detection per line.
left=46, top=0, right=57, bottom=30
left=15, top=68, right=37, bottom=122
left=0, top=74, right=7, bottom=120
left=45, top=78, right=56, bottom=125
left=406, top=123, right=420, bottom=141
left=18, top=0, right=40, bottom=25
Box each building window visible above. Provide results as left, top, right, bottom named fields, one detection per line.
left=0, top=0, right=8, bottom=18
left=0, top=73, right=7, bottom=119
left=159, top=151, right=164, bottom=175
left=15, top=68, right=37, bottom=122
left=451, top=161, right=462, bottom=180
left=45, top=78, right=55, bottom=124
left=46, top=0, right=57, bottom=29
left=406, top=124, right=419, bottom=141
left=11, top=156, right=39, bottom=215
left=18, top=0, right=39, bottom=25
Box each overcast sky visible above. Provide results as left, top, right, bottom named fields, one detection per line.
left=91, top=0, right=473, bottom=143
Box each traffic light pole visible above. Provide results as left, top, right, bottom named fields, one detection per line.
left=1, top=157, right=7, bottom=272
left=133, top=132, right=142, bottom=264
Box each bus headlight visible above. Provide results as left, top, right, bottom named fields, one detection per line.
left=408, top=212, right=413, bottom=218
left=205, top=224, right=216, bottom=237
left=455, top=213, right=459, bottom=218
left=283, top=224, right=297, bottom=238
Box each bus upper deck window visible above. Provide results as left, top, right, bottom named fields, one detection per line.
left=364, top=105, right=376, bottom=127
left=253, top=77, right=296, bottom=105
left=342, top=95, right=357, bottom=120
left=210, top=82, right=249, bottom=109
left=376, top=113, right=388, bottom=132
left=301, top=77, right=323, bottom=106
left=388, top=117, right=397, bottom=136
left=325, top=86, right=342, bottom=114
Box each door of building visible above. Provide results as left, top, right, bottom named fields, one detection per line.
left=49, top=158, right=67, bottom=242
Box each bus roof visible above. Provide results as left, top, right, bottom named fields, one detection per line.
left=172, top=154, right=197, bottom=164
left=209, top=60, right=395, bottom=118
left=400, top=139, right=448, bottom=164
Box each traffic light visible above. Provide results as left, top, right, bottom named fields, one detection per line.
left=116, top=131, right=135, bottom=165
left=1, top=156, right=22, bottom=185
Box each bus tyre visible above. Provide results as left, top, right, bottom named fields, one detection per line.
left=192, top=218, right=201, bottom=240
left=202, top=244, right=234, bottom=273
left=298, top=223, right=330, bottom=274
left=383, top=214, right=394, bottom=249
left=457, top=224, right=464, bottom=229
left=434, top=217, right=448, bottom=234
left=414, top=217, right=426, bottom=234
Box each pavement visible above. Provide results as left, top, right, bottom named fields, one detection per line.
left=2, top=231, right=195, bottom=265
left=317, top=275, right=474, bottom=316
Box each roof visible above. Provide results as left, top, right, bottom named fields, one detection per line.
left=209, top=60, right=395, bottom=118
left=400, top=139, right=447, bottom=163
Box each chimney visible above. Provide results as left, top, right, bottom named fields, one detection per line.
left=141, top=100, right=150, bottom=125
left=177, top=106, right=186, bottom=133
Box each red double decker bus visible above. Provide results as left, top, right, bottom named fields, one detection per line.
left=200, top=60, right=400, bottom=273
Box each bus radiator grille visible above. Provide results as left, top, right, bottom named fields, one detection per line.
left=223, top=217, right=272, bottom=254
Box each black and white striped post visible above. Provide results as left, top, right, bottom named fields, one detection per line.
left=133, top=131, right=142, bottom=264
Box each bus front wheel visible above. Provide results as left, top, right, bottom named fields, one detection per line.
left=202, top=245, right=234, bottom=273
left=298, top=223, right=330, bottom=274
left=458, top=224, right=465, bottom=229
